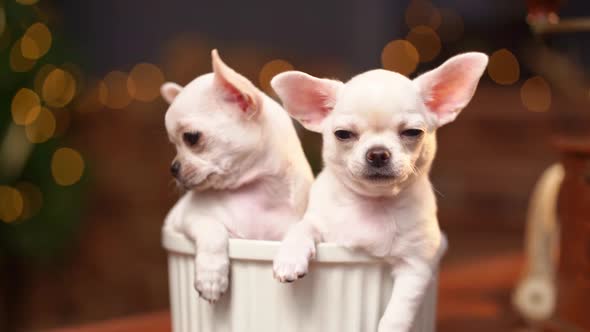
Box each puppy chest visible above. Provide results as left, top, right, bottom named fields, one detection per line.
left=323, top=205, right=398, bottom=257
left=223, top=194, right=297, bottom=240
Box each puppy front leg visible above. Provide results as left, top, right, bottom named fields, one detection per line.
left=184, top=219, right=229, bottom=303
left=378, top=261, right=433, bottom=332
left=273, top=219, right=321, bottom=282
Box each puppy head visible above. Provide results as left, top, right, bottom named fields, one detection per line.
left=272, top=53, right=488, bottom=197
left=162, top=49, right=265, bottom=191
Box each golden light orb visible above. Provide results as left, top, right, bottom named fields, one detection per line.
left=406, top=25, right=441, bottom=63
left=25, top=107, right=56, bottom=143
left=21, top=23, right=52, bottom=60
left=259, top=59, right=294, bottom=96
left=51, top=148, right=85, bottom=186
left=381, top=40, right=419, bottom=76
left=42, top=68, right=77, bottom=108
left=127, top=63, right=166, bottom=102
left=0, top=186, right=24, bottom=223
left=488, top=49, right=520, bottom=85
left=521, top=76, right=551, bottom=112
left=11, top=88, right=41, bottom=125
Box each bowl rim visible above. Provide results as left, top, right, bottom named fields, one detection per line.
left=162, top=228, right=386, bottom=263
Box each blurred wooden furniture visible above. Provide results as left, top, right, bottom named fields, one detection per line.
left=553, top=137, right=590, bottom=331
left=46, top=311, right=171, bottom=332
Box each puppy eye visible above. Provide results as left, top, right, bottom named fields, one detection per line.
left=334, top=130, right=355, bottom=141
left=401, top=129, right=424, bottom=138
left=183, top=132, right=201, bottom=146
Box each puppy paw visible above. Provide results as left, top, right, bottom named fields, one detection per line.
left=273, top=241, right=315, bottom=283
left=194, top=253, right=229, bottom=303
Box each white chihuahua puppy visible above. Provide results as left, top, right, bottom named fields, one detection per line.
left=162, top=50, right=313, bottom=302
left=272, top=53, right=488, bottom=331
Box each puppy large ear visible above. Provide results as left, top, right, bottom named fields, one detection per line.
left=161, top=82, right=182, bottom=104
left=212, top=49, right=262, bottom=118
left=271, top=71, right=343, bottom=132
left=414, top=52, right=488, bottom=127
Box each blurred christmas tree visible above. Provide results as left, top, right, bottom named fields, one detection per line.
left=0, top=0, right=86, bottom=330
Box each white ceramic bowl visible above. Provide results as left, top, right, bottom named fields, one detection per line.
left=163, top=229, right=440, bottom=332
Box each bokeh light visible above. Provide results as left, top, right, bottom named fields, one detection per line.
left=259, top=59, right=294, bottom=96
left=51, top=148, right=85, bottom=186
left=25, top=107, right=56, bottom=143
left=62, top=63, right=85, bottom=95
left=127, top=63, right=165, bottom=102
left=406, top=26, right=441, bottom=63
left=99, top=71, right=133, bottom=109
left=521, top=76, right=551, bottom=112
left=10, top=39, right=36, bottom=72
left=0, top=186, right=24, bottom=223
left=488, top=49, right=520, bottom=85
left=21, top=23, right=52, bottom=60
left=42, top=68, right=77, bottom=108
left=15, top=182, right=43, bottom=220
left=405, top=0, right=441, bottom=29
left=438, top=8, right=464, bottom=42
left=11, top=88, right=41, bottom=125
left=381, top=40, right=419, bottom=76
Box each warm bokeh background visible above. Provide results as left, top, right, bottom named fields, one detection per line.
left=1, top=0, right=589, bottom=331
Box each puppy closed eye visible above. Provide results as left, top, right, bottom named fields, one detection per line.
left=400, top=129, right=424, bottom=138
left=334, top=130, right=356, bottom=141
left=183, top=132, right=201, bottom=146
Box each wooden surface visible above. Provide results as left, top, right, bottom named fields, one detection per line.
left=46, top=230, right=530, bottom=332
left=47, top=311, right=171, bottom=332
left=555, top=139, right=590, bottom=330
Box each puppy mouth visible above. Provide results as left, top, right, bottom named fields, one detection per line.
left=178, top=172, right=216, bottom=191
left=364, top=173, right=396, bottom=181
left=361, top=168, right=396, bottom=181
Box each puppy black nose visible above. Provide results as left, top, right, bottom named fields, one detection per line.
left=170, top=161, right=181, bottom=178
left=366, top=147, right=391, bottom=168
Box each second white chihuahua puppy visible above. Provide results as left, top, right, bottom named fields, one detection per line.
left=163, top=50, right=313, bottom=302
left=272, top=53, right=488, bottom=331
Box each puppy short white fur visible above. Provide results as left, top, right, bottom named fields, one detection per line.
left=272, top=53, right=488, bottom=331
left=162, top=50, right=313, bottom=302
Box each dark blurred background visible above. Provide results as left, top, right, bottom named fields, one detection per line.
left=1, top=0, right=589, bottom=331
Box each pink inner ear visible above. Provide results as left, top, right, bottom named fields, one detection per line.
left=424, top=77, right=463, bottom=115
left=218, top=80, right=251, bottom=112
left=297, top=89, right=336, bottom=125
left=417, top=53, right=488, bottom=121
left=271, top=71, right=342, bottom=132
left=211, top=49, right=259, bottom=114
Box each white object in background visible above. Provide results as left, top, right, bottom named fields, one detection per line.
left=163, top=229, right=443, bottom=332
left=513, top=163, right=564, bottom=322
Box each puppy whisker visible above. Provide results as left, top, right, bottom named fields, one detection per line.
left=432, top=185, right=445, bottom=198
